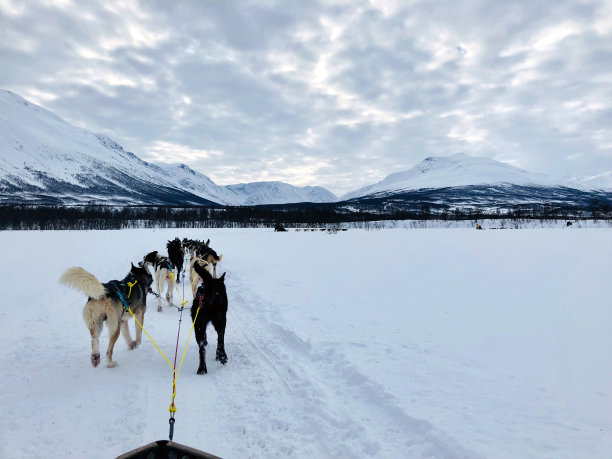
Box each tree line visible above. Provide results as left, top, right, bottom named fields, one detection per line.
left=1, top=201, right=610, bottom=231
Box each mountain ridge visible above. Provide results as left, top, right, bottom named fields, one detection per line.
left=340, top=153, right=608, bottom=201
left=2, top=88, right=610, bottom=210
left=0, top=89, right=337, bottom=206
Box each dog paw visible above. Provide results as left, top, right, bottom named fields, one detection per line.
left=128, top=341, right=138, bottom=350
left=91, top=353, right=101, bottom=367
left=197, top=366, right=208, bottom=374
left=216, top=350, right=228, bottom=365
left=106, top=360, right=118, bottom=368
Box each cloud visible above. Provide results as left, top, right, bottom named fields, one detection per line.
left=1, top=0, right=611, bottom=194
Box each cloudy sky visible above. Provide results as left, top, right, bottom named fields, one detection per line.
left=1, top=0, right=611, bottom=195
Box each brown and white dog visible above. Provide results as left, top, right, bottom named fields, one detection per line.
left=195, top=246, right=223, bottom=278
left=189, top=255, right=211, bottom=298
left=59, top=264, right=153, bottom=368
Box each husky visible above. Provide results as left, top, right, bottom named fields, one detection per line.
left=196, top=245, right=223, bottom=278
left=142, top=251, right=176, bottom=311
left=167, top=238, right=185, bottom=282
left=59, top=263, right=153, bottom=368
left=192, top=262, right=228, bottom=374
left=183, top=238, right=210, bottom=262
left=189, top=255, right=211, bottom=298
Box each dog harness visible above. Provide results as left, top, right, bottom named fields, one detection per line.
left=108, top=281, right=131, bottom=310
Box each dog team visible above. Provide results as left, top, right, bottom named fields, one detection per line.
left=59, top=237, right=227, bottom=374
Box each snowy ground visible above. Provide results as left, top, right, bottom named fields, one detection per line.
left=1, top=226, right=611, bottom=458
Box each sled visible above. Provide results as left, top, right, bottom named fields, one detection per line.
left=117, top=440, right=222, bottom=459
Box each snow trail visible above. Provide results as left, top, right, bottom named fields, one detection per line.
left=1, top=227, right=610, bottom=458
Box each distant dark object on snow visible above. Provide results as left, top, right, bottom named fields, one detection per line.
left=567, top=221, right=572, bottom=226
left=274, top=223, right=288, bottom=232
left=476, top=224, right=484, bottom=230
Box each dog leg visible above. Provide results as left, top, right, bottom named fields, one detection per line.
left=155, top=270, right=163, bottom=312
left=213, top=317, right=228, bottom=365
left=84, top=300, right=104, bottom=367
left=166, top=274, right=175, bottom=305
left=105, top=318, right=121, bottom=368
left=133, top=308, right=145, bottom=348
left=89, top=316, right=103, bottom=368
left=197, top=339, right=207, bottom=374
left=121, top=318, right=133, bottom=348
left=121, top=318, right=138, bottom=350
left=195, top=324, right=207, bottom=374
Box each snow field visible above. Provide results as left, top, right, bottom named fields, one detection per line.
left=0, top=227, right=610, bottom=458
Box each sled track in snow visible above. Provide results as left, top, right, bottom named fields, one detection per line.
left=226, top=275, right=476, bottom=458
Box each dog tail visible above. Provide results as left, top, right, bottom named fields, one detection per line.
left=59, top=267, right=106, bottom=299
left=199, top=259, right=211, bottom=273
left=193, top=261, right=213, bottom=282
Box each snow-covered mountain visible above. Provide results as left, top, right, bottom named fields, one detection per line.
left=341, top=153, right=589, bottom=201
left=154, top=162, right=241, bottom=205
left=0, top=90, right=195, bottom=205
left=566, top=170, right=612, bottom=191
left=225, top=181, right=336, bottom=206
left=2, top=88, right=607, bottom=212
left=157, top=162, right=336, bottom=206
left=336, top=153, right=612, bottom=215
left=0, top=89, right=336, bottom=206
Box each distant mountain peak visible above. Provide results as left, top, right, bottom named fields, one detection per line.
left=341, top=153, right=570, bottom=200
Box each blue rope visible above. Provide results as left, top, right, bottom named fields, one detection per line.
left=110, top=282, right=130, bottom=311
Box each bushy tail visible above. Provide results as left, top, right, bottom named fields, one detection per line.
left=194, top=261, right=213, bottom=282
left=59, top=267, right=106, bottom=299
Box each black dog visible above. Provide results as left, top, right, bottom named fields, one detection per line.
left=192, top=263, right=228, bottom=374
left=167, top=238, right=184, bottom=282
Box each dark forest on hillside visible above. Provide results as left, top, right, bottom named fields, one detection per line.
left=1, top=199, right=610, bottom=230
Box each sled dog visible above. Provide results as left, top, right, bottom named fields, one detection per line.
left=142, top=251, right=176, bottom=311
left=59, top=263, right=153, bottom=368
left=189, top=255, right=211, bottom=298
left=167, top=238, right=185, bottom=282
left=196, top=245, right=223, bottom=278
left=192, top=262, right=228, bottom=374
left=183, top=238, right=209, bottom=260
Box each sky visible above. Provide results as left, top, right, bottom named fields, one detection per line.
left=1, top=0, right=611, bottom=195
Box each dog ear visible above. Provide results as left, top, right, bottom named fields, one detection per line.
left=219, top=272, right=226, bottom=282
left=217, top=254, right=223, bottom=262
